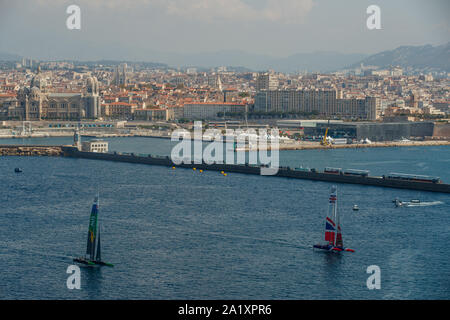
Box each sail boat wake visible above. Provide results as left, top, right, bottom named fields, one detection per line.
left=73, top=196, right=114, bottom=267
left=313, top=186, right=355, bottom=253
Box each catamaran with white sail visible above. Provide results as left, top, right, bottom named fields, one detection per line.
left=313, top=186, right=355, bottom=253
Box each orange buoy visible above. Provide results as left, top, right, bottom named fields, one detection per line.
left=199, top=169, right=203, bottom=173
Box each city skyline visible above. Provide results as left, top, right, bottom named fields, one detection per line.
left=1, top=0, right=450, bottom=305
left=0, top=0, right=449, bottom=64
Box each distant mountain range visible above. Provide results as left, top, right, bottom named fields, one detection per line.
left=151, top=50, right=367, bottom=73
left=0, top=52, right=22, bottom=61
left=1, top=42, right=448, bottom=73
left=351, top=42, right=450, bottom=73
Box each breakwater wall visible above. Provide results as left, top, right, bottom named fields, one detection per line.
left=2, top=144, right=449, bottom=193
left=0, top=145, right=63, bottom=156
left=60, top=146, right=450, bottom=194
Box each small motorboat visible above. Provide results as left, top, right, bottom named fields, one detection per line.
left=394, top=199, right=403, bottom=207
left=352, top=204, right=359, bottom=211
left=394, top=198, right=441, bottom=208
left=14, top=168, right=23, bottom=173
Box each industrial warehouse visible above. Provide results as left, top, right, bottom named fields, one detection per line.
left=276, top=120, right=444, bottom=142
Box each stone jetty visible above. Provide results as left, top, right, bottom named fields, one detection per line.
left=0, top=145, right=63, bottom=157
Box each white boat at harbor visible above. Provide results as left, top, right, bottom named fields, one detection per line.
left=394, top=199, right=443, bottom=207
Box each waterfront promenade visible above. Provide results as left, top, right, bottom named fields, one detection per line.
left=256, top=140, right=450, bottom=151
left=1, top=130, right=449, bottom=151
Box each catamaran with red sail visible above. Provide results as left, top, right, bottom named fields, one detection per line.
left=313, top=185, right=355, bottom=253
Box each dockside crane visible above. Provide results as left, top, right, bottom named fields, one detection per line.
left=321, top=119, right=331, bottom=146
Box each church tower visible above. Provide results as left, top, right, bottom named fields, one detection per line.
left=83, top=76, right=101, bottom=119
left=17, top=66, right=47, bottom=120
left=113, top=63, right=127, bottom=86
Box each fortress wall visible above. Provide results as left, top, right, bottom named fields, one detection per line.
left=433, top=123, right=450, bottom=138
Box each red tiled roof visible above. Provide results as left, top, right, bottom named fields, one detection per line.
left=108, top=102, right=134, bottom=106
left=184, top=102, right=245, bottom=106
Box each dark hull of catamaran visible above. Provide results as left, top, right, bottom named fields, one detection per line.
left=73, top=257, right=114, bottom=267
left=313, top=244, right=355, bottom=253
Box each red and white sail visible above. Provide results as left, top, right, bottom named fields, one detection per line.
left=314, top=185, right=354, bottom=252
left=324, top=186, right=343, bottom=247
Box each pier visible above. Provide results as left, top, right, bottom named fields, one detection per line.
left=1, top=145, right=449, bottom=194
left=60, top=146, right=450, bottom=194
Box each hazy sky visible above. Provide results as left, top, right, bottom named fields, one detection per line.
left=0, top=0, right=449, bottom=61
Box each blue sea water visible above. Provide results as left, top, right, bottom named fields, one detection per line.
left=0, top=137, right=449, bottom=299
